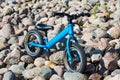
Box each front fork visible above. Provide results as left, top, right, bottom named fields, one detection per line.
left=66, top=35, right=78, bottom=62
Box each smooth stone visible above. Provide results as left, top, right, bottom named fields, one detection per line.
left=34, top=57, right=46, bottom=67
left=49, top=51, right=64, bottom=64
left=3, top=70, right=17, bottom=80
left=0, top=23, right=12, bottom=39
left=9, top=62, right=25, bottom=74
left=4, top=48, right=21, bottom=65
left=21, top=55, right=33, bottom=64
left=64, top=72, right=87, bottom=80
left=50, top=74, right=63, bottom=80
left=0, top=68, right=8, bottom=75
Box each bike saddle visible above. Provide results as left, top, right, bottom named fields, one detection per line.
left=35, top=23, right=54, bottom=31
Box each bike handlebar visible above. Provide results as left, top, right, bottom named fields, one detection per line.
left=52, top=12, right=91, bottom=20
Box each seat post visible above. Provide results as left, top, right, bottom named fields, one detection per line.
left=45, top=31, right=48, bottom=37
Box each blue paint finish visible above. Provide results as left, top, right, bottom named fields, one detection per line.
left=29, top=42, right=46, bottom=48
left=46, top=26, right=68, bottom=49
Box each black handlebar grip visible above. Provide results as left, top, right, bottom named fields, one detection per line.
left=52, top=12, right=65, bottom=17
left=84, top=13, right=91, bottom=17
left=52, top=12, right=56, bottom=17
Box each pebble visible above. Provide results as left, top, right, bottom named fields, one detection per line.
left=23, top=66, right=53, bottom=79
left=89, top=73, right=102, bottom=80
left=109, top=74, right=120, bottom=80
left=0, top=23, right=12, bottom=39
left=8, top=36, right=18, bottom=44
left=2, top=5, right=14, bottom=16
left=94, top=28, right=107, bottom=38
left=53, top=66, right=64, bottom=77
left=22, top=67, right=41, bottom=79
left=49, top=51, right=64, bottom=64
left=45, top=61, right=56, bottom=68
left=21, top=55, right=33, bottom=64
left=34, top=57, right=46, bottom=67
left=2, top=15, right=12, bottom=23
left=22, top=17, right=33, bottom=26
left=9, top=62, right=25, bottom=74
left=32, top=76, right=45, bottom=80
left=111, top=69, right=120, bottom=76
left=107, top=26, right=120, bottom=39
left=0, top=68, right=8, bottom=75
left=64, top=72, right=87, bottom=80
left=3, top=70, right=17, bottom=80
left=4, top=48, right=21, bottom=65
left=117, top=59, right=120, bottom=68
left=50, top=74, right=63, bottom=80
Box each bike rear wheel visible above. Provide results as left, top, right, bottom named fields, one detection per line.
left=64, top=42, right=86, bottom=72
left=24, top=29, right=43, bottom=57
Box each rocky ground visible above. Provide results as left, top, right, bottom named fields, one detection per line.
left=0, top=0, right=120, bottom=80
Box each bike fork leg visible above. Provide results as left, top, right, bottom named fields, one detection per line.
left=66, top=37, right=72, bottom=62
left=66, top=35, right=78, bottom=62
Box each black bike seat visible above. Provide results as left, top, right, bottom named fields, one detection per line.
left=35, top=23, right=54, bottom=31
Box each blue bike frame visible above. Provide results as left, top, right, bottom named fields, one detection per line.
left=29, top=23, right=78, bottom=61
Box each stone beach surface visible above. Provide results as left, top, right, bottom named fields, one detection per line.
left=0, top=0, right=120, bottom=80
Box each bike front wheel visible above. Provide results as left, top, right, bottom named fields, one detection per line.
left=64, top=42, right=86, bottom=72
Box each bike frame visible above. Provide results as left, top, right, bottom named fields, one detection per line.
left=29, top=23, right=78, bottom=61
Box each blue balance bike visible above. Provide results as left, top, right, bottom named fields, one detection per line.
left=24, top=12, right=90, bottom=72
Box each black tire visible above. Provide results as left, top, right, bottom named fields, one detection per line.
left=24, top=29, right=43, bottom=57
left=64, top=42, right=86, bottom=72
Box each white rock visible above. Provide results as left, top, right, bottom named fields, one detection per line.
left=50, top=74, right=63, bottom=80
left=4, top=48, right=21, bottom=65
left=34, top=57, right=45, bottom=67
left=0, top=24, right=12, bottom=39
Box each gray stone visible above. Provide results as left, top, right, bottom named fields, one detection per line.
left=21, top=55, right=33, bottom=64
left=22, top=17, right=33, bottom=26
left=8, top=36, right=18, bottom=44
left=10, top=44, right=20, bottom=50
left=39, top=17, right=48, bottom=23
left=26, top=63, right=35, bottom=69
left=0, top=36, right=6, bottom=43
left=2, top=15, right=12, bottom=23
left=53, top=66, right=64, bottom=77
left=111, top=69, right=120, bottom=76
left=64, top=72, right=87, bottom=80
left=33, top=2, right=44, bottom=9
left=84, top=46, right=93, bottom=54
left=3, top=70, right=17, bottom=80
left=109, top=74, right=120, bottom=80
left=0, top=52, right=5, bottom=60
left=9, top=62, right=25, bottom=74
left=89, top=73, right=102, bottom=80
left=50, top=74, right=63, bottom=80
left=0, top=24, right=12, bottom=39
left=4, top=48, right=21, bottom=65
left=40, top=66, right=53, bottom=79
left=94, top=28, right=107, bottom=38
left=22, top=67, right=41, bottom=79
left=0, top=68, right=8, bottom=75
left=88, top=0, right=99, bottom=5
left=2, top=5, right=14, bottom=16
left=7, top=0, right=16, bottom=4
left=34, top=57, right=45, bottom=67
left=49, top=51, right=64, bottom=64
left=23, top=66, right=53, bottom=79
left=32, top=76, right=45, bottom=80
left=107, top=26, right=120, bottom=39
